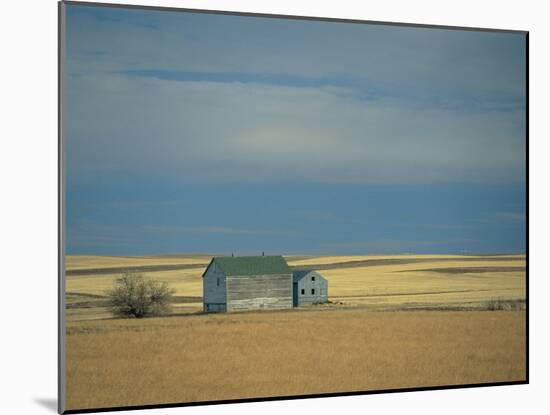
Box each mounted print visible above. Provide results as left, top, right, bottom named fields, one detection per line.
left=58, top=1, right=528, bottom=413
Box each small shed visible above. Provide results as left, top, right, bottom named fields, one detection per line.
left=202, top=255, right=293, bottom=312
left=292, top=270, right=328, bottom=307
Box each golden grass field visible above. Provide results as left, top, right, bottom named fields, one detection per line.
left=64, top=254, right=526, bottom=411
left=66, top=254, right=526, bottom=321
left=65, top=254, right=211, bottom=270
left=66, top=310, right=526, bottom=410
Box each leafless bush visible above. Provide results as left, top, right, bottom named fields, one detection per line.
left=107, top=272, right=175, bottom=318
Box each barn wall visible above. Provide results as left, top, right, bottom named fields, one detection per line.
left=226, top=274, right=292, bottom=311
left=296, top=272, right=328, bottom=306
left=203, top=261, right=227, bottom=312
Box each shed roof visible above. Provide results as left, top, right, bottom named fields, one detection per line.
left=209, top=255, right=291, bottom=276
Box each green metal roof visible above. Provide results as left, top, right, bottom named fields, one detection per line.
left=213, top=255, right=291, bottom=276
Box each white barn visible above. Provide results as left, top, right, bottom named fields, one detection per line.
left=202, top=255, right=293, bottom=312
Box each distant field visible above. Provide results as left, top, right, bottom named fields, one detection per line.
left=290, top=254, right=461, bottom=266
left=66, top=309, right=526, bottom=410
left=66, top=254, right=211, bottom=270
left=65, top=254, right=526, bottom=321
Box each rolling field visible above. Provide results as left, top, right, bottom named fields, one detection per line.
left=64, top=253, right=526, bottom=410
left=66, top=254, right=211, bottom=270
left=65, top=254, right=526, bottom=321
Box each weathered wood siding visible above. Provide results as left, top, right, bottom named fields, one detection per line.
left=203, top=261, right=227, bottom=312
left=295, top=271, right=328, bottom=306
left=226, top=274, right=292, bottom=311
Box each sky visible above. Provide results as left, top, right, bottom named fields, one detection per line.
left=63, top=4, right=527, bottom=256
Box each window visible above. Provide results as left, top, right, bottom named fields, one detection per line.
left=216, top=278, right=220, bottom=287
left=311, top=288, right=315, bottom=295
left=301, top=289, right=305, bottom=295
left=312, top=276, right=316, bottom=281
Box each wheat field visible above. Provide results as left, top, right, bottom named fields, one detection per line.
left=64, top=253, right=526, bottom=410
left=65, top=309, right=526, bottom=411
left=66, top=254, right=526, bottom=320
left=65, top=255, right=211, bottom=270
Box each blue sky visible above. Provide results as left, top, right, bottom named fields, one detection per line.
left=64, top=4, right=526, bottom=256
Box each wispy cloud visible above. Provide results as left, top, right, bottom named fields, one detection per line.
left=66, top=5, right=526, bottom=186
left=120, top=69, right=361, bottom=90
left=144, top=225, right=299, bottom=236
left=410, top=223, right=475, bottom=231
left=119, top=68, right=523, bottom=112
left=66, top=75, right=525, bottom=184
left=66, top=5, right=526, bottom=101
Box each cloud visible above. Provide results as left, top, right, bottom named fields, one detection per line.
left=120, top=69, right=362, bottom=90
left=66, top=73, right=525, bottom=185
left=143, top=225, right=299, bottom=236
left=64, top=4, right=526, bottom=186
left=66, top=5, right=526, bottom=100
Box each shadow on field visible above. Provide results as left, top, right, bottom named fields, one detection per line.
left=291, top=256, right=524, bottom=271
left=34, top=397, right=57, bottom=412
left=398, top=266, right=525, bottom=274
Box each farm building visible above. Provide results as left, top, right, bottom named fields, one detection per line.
left=202, top=255, right=293, bottom=312
left=292, top=270, right=329, bottom=307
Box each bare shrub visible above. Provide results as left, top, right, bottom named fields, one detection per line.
left=107, top=272, right=175, bottom=318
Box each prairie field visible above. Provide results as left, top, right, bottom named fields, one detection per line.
left=65, top=254, right=211, bottom=270
left=66, top=309, right=526, bottom=411
left=66, top=254, right=526, bottom=321
left=64, top=253, right=527, bottom=410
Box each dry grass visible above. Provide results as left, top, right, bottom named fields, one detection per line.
left=64, top=254, right=527, bottom=410
left=67, top=268, right=203, bottom=297
left=65, top=309, right=526, bottom=411
left=285, top=254, right=525, bottom=266
left=287, top=254, right=468, bottom=266
left=65, top=254, right=526, bottom=321
left=66, top=255, right=210, bottom=270
left=322, top=259, right=525, bottom=309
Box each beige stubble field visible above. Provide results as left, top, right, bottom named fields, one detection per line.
left=64, top=254, right=526, bottom=411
